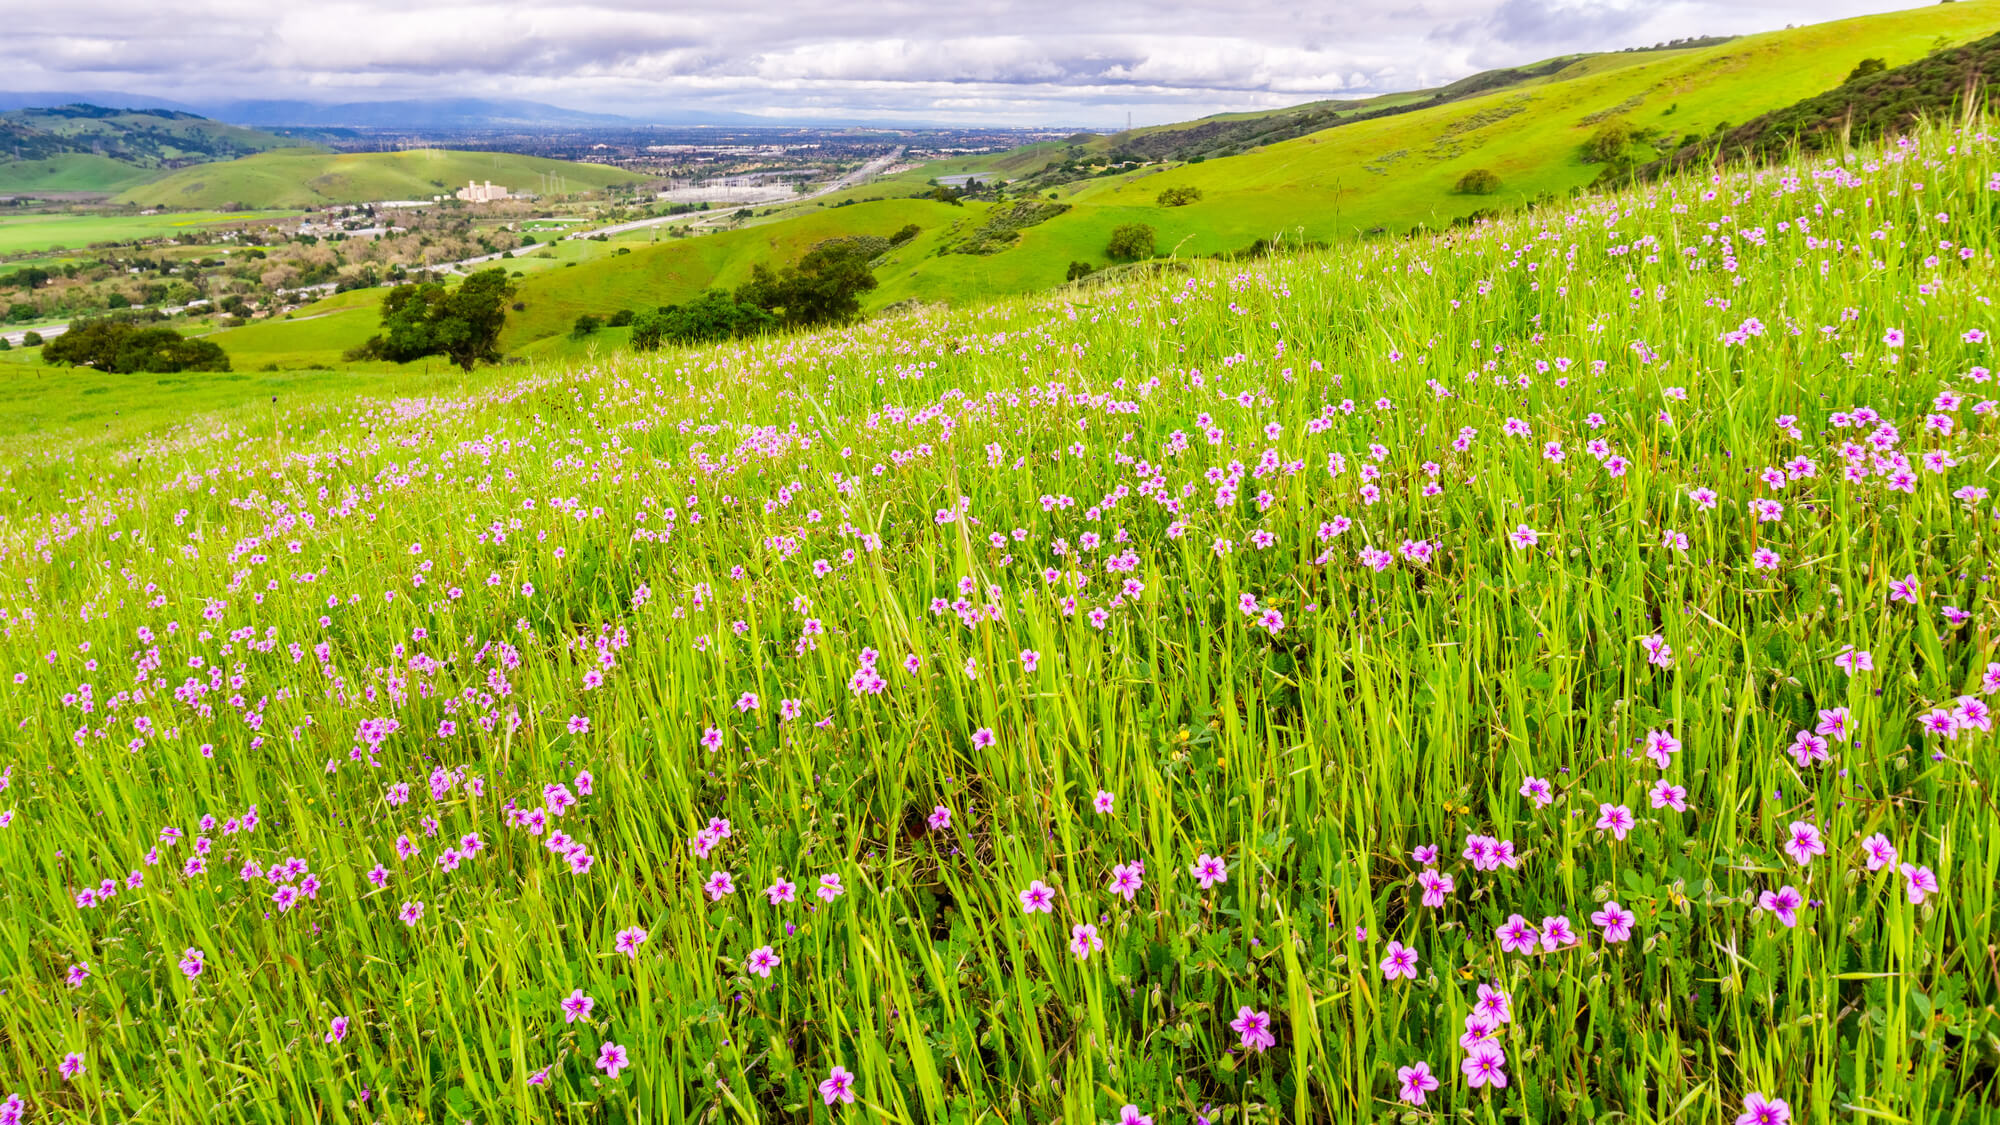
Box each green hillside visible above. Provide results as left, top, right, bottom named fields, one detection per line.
left=0, top=104, right=301, bottom=193
left=884, top=42, right=1728, bottom=193
left=1067, top=0, right=1999, bottom=232
left=1067, top=41, right=1725, bottom=168
left=113, top=148, right=647, bottom=209
left=500, top=199, right=972, bottom=346
left=0, top=153, right=161, bottom=194
left=1645, top=28, right=2000, bottom=176
left=191, top=290, right=383, bottom=370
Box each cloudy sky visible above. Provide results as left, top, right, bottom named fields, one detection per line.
left=0, top=0, right=1933, bottom=126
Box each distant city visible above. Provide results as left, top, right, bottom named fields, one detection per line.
left=294, top=125, right=1079, bottom=177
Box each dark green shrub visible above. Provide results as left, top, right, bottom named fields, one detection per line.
left=1454, top=168, right=1502, bottom=195
left=1106, top=223, right=1156, bottom=262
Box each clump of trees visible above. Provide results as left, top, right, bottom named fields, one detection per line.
left=1454, top=168, right=1502, bottom=195
left=1581, top=120, right=1670, bottom=188
left=1156, top=185, right=1203, bottom=206
left=344, top=267, right=515, bottom=371
left=627, top=239, right=880, bottom=353
left=42, top=320, right=230, bottom=373
left=1106, top=223, right=1156, bottom=261
left=1583, top=121, right=1637, bottom=162
left=1066, top=261, right=1096, bottom=281
left=733, top=240, right=879, bottom=329
left=630, top=290, right=776, bottom=351
left=1210, top=234, right=1329, bottom=262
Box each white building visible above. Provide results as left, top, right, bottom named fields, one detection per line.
left=455, top=180, right=510, bottom=203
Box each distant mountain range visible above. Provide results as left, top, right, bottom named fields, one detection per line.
left=0, top=91, right=208, bottom=115
left=0, top=92, right=770, bottom=129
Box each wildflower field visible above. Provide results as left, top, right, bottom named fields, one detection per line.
left=4, top=125, right=2000, bottom=1124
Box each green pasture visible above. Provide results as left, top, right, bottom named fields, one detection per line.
left=0, top=210, right=302, bottom=257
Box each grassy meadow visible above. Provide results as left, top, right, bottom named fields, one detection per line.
left=0, top=211, right=303, bottom=258
left=1, top=118, right=1998, bottom=1125
left=0, top=360, right=502, bottom=454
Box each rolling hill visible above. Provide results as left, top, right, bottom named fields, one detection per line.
left=0, top=104, right=302, bottom=193
left=0, top=153, right=165, bottom=194
left=1028, top=39, right=1737, bottom=173
left=496, top=199, right=972, bottom=347
left=112, top=148, right=648, bottom=209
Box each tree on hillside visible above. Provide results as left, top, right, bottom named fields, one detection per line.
left=735, top=241, right=879, bottom=329
left=1846, top=57, right=1888, bottom=82
left=629, top=309, right=668, bottom=352
left=571, top=313, right=602, bottom=339
left=1581, top=120, right=1666, bottom=189
left=629, top=310, right=667, bottom=352
left=42, top=320, right=230, bottom=373
left=1583, top=122, right=1635, bottom=163
left=1156, top=185, right=1203, bottom=207
left=345, top=268, right=516, bottom=372
left=1454, top=168, right=1502, bottom=195
left=1106, top=223, right=1156, bottom=262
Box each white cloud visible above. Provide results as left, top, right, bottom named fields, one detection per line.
left=0, top=0, right=1939, bottom=125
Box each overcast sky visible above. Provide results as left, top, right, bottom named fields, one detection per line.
left=0, top=0, right=1934, bottom=126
